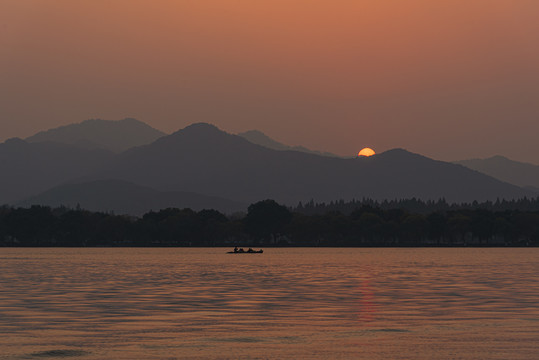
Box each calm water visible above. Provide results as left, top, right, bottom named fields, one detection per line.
left=0, top=248, right=538, bottom=359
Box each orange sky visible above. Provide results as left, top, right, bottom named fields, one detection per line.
left=1, top=0, right=539, bottom=162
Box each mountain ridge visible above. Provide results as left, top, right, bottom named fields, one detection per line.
left=19, top=179, right=246, bottom=215
left=455, top=155, right=539, bottom=189
left=26, top=118, right=166, bottom=153
left=0, top=138, right=113, bottom=204
left=238, top=129, right=340, bottom=157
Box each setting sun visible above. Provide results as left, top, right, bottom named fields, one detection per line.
left=358, top=148, right=375, bottom=157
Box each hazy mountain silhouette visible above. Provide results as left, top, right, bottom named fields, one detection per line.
left=0, top=138, right=113, bottom=204
left=238, top=130, right=339, bottom=157
left=85, top=123, right=532, bottom=204
left=19, top=179, right=246, bottom=215
left=26, top=118, right=165, bottom=153
left=455, top=156, right=539, bottom=190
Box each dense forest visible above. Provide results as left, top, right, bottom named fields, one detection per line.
left=1, top=199, right=539, bottom=247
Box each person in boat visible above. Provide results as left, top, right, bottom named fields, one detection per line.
left=234, top=246, right=238, bottom=253
left=247, top=248, right=254, bottom=253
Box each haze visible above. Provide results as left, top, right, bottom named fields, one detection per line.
left=1, top=1, right=538, bottom=163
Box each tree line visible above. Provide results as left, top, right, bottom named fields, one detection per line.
left=294, top=197, right=539, bottom=215
left=1, top=199, right=538, bottom=247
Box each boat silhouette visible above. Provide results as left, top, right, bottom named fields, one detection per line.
left=227, top=247, right=263, bottom=254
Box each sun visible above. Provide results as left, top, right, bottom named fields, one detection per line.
left=358, top=147, right=375, bottom=157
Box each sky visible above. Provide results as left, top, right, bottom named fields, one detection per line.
left=1, top=0, right=539, bottom=163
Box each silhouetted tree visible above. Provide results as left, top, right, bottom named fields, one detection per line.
left=198, top=209, right=229, bottom=246
left=244, top=200, right=292, bottom=243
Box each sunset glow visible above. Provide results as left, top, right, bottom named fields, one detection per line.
left=1, top=1, right=539, bottom=162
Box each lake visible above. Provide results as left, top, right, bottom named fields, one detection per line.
left=0, top=248, right=538, bottom=359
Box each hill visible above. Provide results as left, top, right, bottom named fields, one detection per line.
left=0, top=138, right=113, bottom=204
left=19, top=180, right=246, bottom=215
left=26, top=118, right=165, bottom=153
left=85, top=123, right=533, bottom=204
left=238, top=130, right=339, bottom=157
left=455, top=156, right=539, bottom=189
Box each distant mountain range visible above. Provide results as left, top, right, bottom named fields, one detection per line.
left=26, top=118, right=165, bottom=153
left=19, top=180, right=245, bottom=215
left=83, top=123, right=532, bottom=205
left=455, top=156, right=539, bottom=192
left=1, top=119, right=536, bottom=215
left=0, top=138, right=112, bottom=204
left=237, top=130, right=339, bottom=157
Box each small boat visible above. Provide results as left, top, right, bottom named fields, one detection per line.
left=227, top=248, right=263, bottom=254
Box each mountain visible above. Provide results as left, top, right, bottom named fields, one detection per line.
left=0, top=138, right=113, bottom=204
left=455, top=156, right=539, bottom=190
left=26, top=118, right=166, bottom=153
left=19, top=180, right=246, bottom=215
left=84, top=123, right=533, bottom=205
left=238, top=130, right=339, bottom=157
